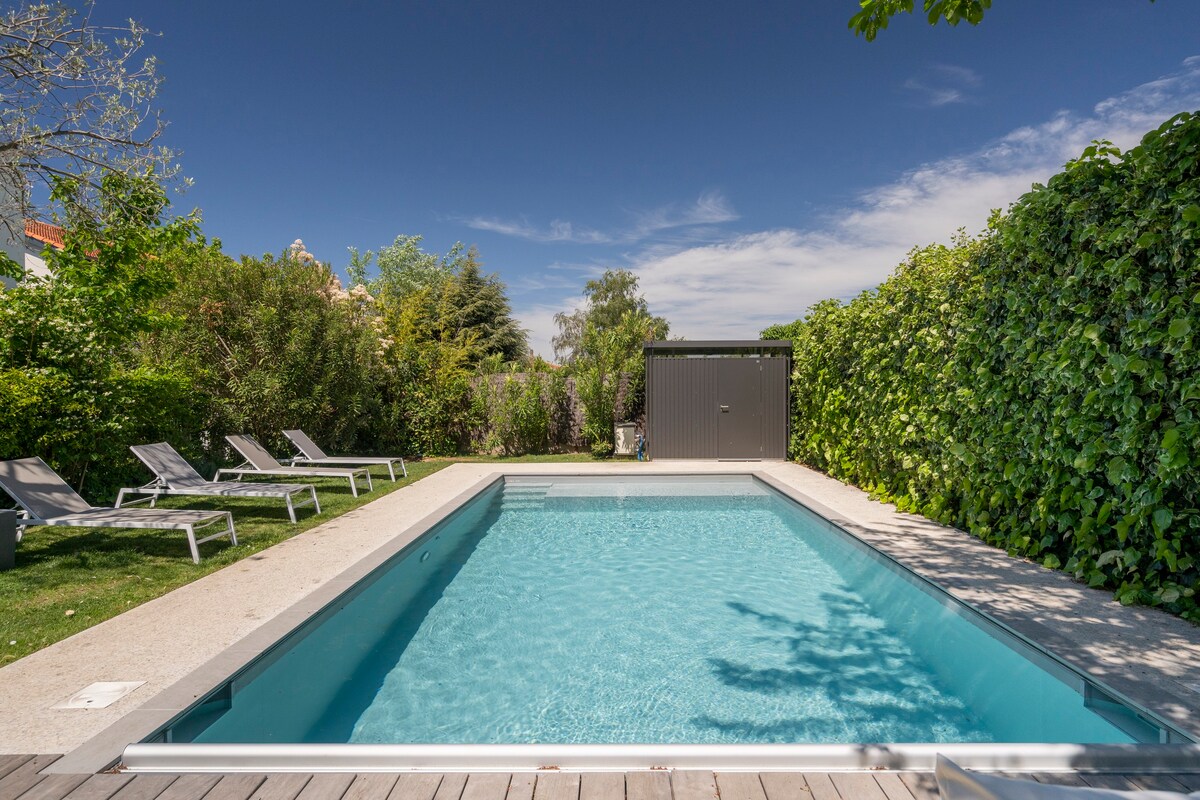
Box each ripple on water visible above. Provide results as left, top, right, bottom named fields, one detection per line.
left=348, top=487, right=991, bottom=744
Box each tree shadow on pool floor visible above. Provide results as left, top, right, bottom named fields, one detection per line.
left=692, top=593, right=992, bottom=743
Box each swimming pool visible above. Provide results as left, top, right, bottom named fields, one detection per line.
left=142, top=475, right=1184, bottom=753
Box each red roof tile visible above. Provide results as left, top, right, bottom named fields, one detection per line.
left=25, top=220, right=67, bottom=249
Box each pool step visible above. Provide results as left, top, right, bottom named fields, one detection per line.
left=500, top=484, right=551, bottom=510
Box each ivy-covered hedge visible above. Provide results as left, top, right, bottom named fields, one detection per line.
left=766, top=111, right=1200, bottom=619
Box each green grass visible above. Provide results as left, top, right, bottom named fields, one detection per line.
left=1, top=462, right=451, bottom=666
left=0, top=453, right=599, bottom=667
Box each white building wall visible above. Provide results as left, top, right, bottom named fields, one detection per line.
left=24, top=250, right=49, bottom=278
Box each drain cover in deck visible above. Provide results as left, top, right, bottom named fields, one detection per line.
left=52, top=681, right=145, bottom=709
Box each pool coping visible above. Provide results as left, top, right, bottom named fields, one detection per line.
left=47, top=468, right=1200, bottom=775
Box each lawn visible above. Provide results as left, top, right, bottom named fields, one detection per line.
left=0, top=453, right=597, bottom=668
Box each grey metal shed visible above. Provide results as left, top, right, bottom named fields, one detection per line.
left=643, top=340, right=792, bottom=460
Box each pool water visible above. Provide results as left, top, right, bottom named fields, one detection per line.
left=172, top=476, right=1151, bottom=745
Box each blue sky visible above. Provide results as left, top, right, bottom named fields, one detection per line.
left=97, top=1, right=1200, bottom=357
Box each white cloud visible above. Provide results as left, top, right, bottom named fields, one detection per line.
left=903, top=64, right=983, bottom=107
left=463, top=217, right=613, bottom=244
left=517, top=58, right=1200, bottom=356
left=463, top=190, right=738, bottom=245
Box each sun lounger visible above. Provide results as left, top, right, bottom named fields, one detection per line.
left=117, top=442, right=320, bottom=524
left=283, top=429, right=407, bottom=481
left=218, top=435, right=372, bottom=497
left=0, top=456, right=236, bottom=564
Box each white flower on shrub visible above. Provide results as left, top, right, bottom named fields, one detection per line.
left=288, top=238, right=315, bottom=264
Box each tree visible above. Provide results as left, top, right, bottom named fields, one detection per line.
left=347, top=234, right=459, bottom=306
left=849, top=0, right=1153, bottom=40
left=552, top=269, right=669, bottom=452
left=0, top=174, right=199, bottom=498
left=440, top=248, right=529, bottom=364
left=849, top=0, right=990, bottom=40
left=144, top=239, right=387, bottom=460
left=552, top=269, right=666, bottom=364
left=350, top=237, right=527, bottom=364
left=0, top=1, right=181, bottom=273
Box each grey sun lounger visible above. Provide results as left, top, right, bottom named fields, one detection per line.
left=218, top=435, right=373, bottom=497
left=283, top=429, right=407, bottom=481
left=117, top=442, right=320, bottom=524
left=0, top=456, right=236, bottom=564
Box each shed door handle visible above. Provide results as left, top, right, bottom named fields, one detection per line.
left=720, top=405, right=730, bottom=412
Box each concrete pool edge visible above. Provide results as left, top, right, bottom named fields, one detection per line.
left=45, top=467, right=1200, bottom=774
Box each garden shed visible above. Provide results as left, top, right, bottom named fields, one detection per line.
left=643, top=340, right=792, bottom=460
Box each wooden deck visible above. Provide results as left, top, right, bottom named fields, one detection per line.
left=4, top=757, right=1200, bottom=800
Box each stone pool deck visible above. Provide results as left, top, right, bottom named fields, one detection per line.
left=2, top=461, right=1200, bottom=773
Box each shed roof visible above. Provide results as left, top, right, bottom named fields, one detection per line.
left=644, top=340, right=792, bottom=354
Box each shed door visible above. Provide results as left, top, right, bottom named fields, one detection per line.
left=717, top=359, right=762, bottom=459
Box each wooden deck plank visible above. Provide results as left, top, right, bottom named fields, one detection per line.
left=460, top=775, right=510, bottom=800
left=895, top=772, right=937, bottom=800
left=798, top=775, right=840, bottom=800
left=1078, top=775, right=1138, bottom=791
left=295, top=775, right=355, bottom=800
left=0, top=754, right=64, bottom=800
left=341, top=775, right=400, bottom=800
left=579, top=775, right=623, bottom=800
left=204, top=775, right=268, bottom=800
left=504, top=775, right=536, bottom=800
left=62, top=775, right=135, bottom=800
left=0, top=757, right=33, bottom=784
left=1124, top=774, right=1192, bottom=793
left=715, top=774, right=767, bottom=800
left=431, top=775, right=468, bottom=800
left=669, top=772, right=717, bottom=800
left=758, top=774, right=810, bottom=800
left=829, top=774, right=887, bottom=800
left=1030, top=774, right=1087, bottom=787
left=153, top=774, right=222, bottom=800
left=248, top=775, right=312, bottom=800
left=870, top=775, right=912, bottom=800
left=1168, top=775, right=1200, bottom=792
left=625, top=773, right=670, bottom=800
left=12, top=774, right=90, bottom=800
left=533, top=774, right=579, bottom=800
left=388, top=775, right=444, bottom=800
left=107, top=775, right=180, bottom=800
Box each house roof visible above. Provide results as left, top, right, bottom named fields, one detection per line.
left=25, top=220, right=67, bottom=250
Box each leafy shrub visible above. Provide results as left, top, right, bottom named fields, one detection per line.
left=472, top=370, right=571, bottom=455
left=770, top=112, right=1200, bottom=620
left=0, top=175, right=202, bottom=501
left=144, top=240, right=386, bottom=461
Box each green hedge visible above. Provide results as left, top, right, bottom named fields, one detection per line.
left=767, top=111, right=1200, bottom=619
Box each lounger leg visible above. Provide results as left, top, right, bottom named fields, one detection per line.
left=387, top=462, right=395, bottom=481
left=286, top=494, right=297, bottom=524
left=348, top=476, right=358, bottom=497
left=311, top=486, right=321, bottom=515
left=364, top=470, right=373, bottom=492
left=226, top=514, right=237, bottom=546
left=184, top=525, right=201, bottom=564
left=115, top=488, right=129, bottom=508
left=400, top=459, right=407, bottom=478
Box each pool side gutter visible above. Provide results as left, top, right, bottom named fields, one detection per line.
left=118, top=742, right=1200, bottom=774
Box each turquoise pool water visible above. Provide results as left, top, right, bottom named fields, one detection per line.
left=166, top=476, right=1159, bottom=745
